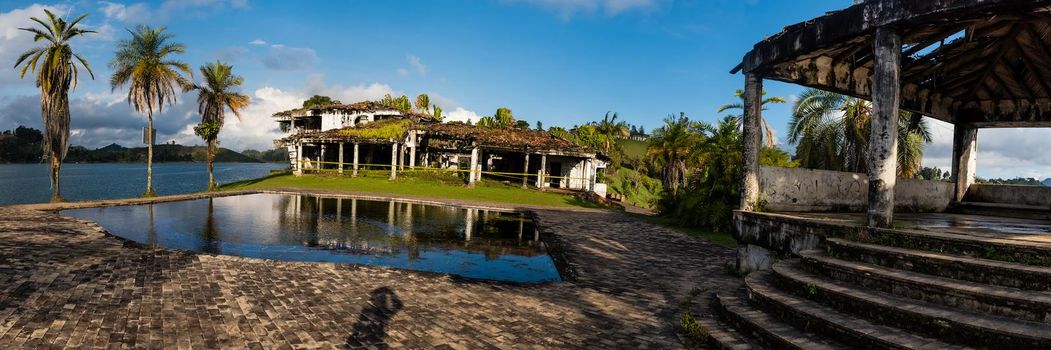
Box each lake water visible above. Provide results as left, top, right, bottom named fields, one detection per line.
left=0, top=162, right=287, bottom=206
left=61, top=193, right=561, bottom=283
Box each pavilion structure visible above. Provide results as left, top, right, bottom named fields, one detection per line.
left=735, top=0, right=1051, bottom=227
left=703, top=1, right=1051, bottom=348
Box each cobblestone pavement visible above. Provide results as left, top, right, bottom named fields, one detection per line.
left=0, top=202, right=735, bottom=349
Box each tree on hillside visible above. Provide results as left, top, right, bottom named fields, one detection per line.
left=717, top=89, right=786, bottom=147
left=110, top=25, right=193, bottom=196
left=193, top=61, right=249, bottom=191
left=647, top=113, right=700, bottom=195
left=536, top=121, right=543, bottom=131
left=13, top=9, right=95, bottom=202
left=595, top=111, right=629, bottom=153
left=415, top=94, right=430, bottom=113
left=789, top=88, right=930, bottom=178
left=302, top=95, right=334, bottom=108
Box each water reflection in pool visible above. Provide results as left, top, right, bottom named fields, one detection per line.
left=61, top=193, right=560, bottom=283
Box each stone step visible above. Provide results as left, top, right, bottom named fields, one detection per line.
left=712, top=293, right=843, bottom=350
left=826, top=237, right=1051, bottom=291
left=952, top=201, right=1051, bottom=221
left=771, top=261, right=1051, bottom=349
left=694, top=307, right=757, bottom=350
left=862, top=225, right=1051, bottom=266
left=799, top=250, right=1051, bottom=323
left=744, top=272, right=963, bottom=350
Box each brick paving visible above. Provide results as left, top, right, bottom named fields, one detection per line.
left=0, top=200, right=735, bottom=349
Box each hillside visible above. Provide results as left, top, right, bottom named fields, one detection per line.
left=617, top=138, right=648, bottom=159
left=65, top=144, right=262, bottom=163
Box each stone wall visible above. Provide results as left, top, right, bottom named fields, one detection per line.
left=759, top=166, right=953, bottom=213
left=967, top=184, right=1051, bottom=208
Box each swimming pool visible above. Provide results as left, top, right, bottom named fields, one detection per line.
left=61, top=193, right=562, bottom=283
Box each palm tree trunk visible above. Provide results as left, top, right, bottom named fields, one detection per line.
left=146, top=110, right=154, bottom=196
left=50, top=149, right=62, bottom=202
left=208, top=139, right=217, bottom=191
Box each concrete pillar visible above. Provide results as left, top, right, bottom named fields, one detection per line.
left=338, top=142, right=345, bottom=175
left=352, top=143, right=359, bottom=177
left=522, top=153, right=530, bottom=188
left=390, top=142, right=398, bottom=181
left=319, top=144, right=326, bottom=171
left=295, top=142, right=303, bottom=176
left=409, top=141, right=417, bottom=169
left=867, top=27, right=902, bottom=228
left=952, top=124, right=978, bottom=202
left=469, top=146, right=480, bottom=186
left=537, top=154, right=547, bottom=189
left=398, top=141, right=405, bottom=170
left=741, top=73, right=762, bottom=211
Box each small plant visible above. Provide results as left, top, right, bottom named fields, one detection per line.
left=679, top=311, right=709, bottom=343
left=806, top=283, right=818, bottom=296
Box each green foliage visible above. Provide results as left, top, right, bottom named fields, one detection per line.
left=606, top=167, right=662, bottom=209
left=789, top=88, right=930, bottom=178
left=415, top=94, right=430, bottom=112
left=378, top=94, right=412, bottom=113
left=717, top=89, right=785, bottom=147
left=760, top=146, right=798, bottom=168
left=678, top=311, right=709, bottom=344
left=241, top=148, right=289, bottom=162
left=917, top=167, right=950, bottom=181
left=977, top=177, right=1046, bottom=186
left=432, top=105, right=443, bottom=121
left=536, top=121, right=543, bottom=131
left=302, top=95, right=334, bottom=108
left=193, top=121, right=221, bottom=140
left=656, top=116, right=743, bottom=233
left=0, top=126, right=45, bottom=163
left=338, top=119, right=411, bottom=140
left=514, top=120, right=531, bottom=129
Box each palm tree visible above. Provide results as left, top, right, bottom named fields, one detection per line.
left=193, top=61, right=249, bottom=191
left=717, top=89, right=786, bottom=147
left=647, top=113, right=701, bottom=195
left=13, top=10, right=95, bottom=202
left=788, top=88, right=931, bottom=178
left=594, top=111, right=629, bottom=153
left=109, top=25, right=192, bottom=196
left=415, top=94, right=430, bottom=113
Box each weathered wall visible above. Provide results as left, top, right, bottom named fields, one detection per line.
left=967, top=184, right=1051, bottom=208
left=759, top=166, right=953, bottom=212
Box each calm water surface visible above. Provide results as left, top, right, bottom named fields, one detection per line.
left=61, top=193, right=560, bottom=283
left=0, top=163, right=286, bottom=205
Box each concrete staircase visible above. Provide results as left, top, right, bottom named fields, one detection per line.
left=706, top=234, right=1051, bottom=349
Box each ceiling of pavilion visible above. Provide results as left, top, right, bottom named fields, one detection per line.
left=734, top=0, right=1051, bottom=127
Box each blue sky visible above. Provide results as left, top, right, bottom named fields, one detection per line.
left=2, top=0, right=1050, bottom=179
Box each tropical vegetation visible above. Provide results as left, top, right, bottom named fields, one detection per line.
left=12, top=9, right=95, bottom=202
left=109, top=25, right=193, bottom=196
left=717, top=89, right=786, bottom=147
left=192, top=61, right=250, bottom=191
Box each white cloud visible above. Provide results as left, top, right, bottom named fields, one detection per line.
left=408, top=55, right=428, bottom=76
left=505, top=0, right=664, bottom=19
left=98, top=0, right=248, bottom=24
left=396, top=68, right=410, bottom=77
left=921, top=118, right=1051, bottom=180
left=261, top=44, right=319, bottom=70
left=249, top=39, right=267, bottom=45
left=303, top=75, right=397, bottom=103
left=444, top=107, right=481, bottom=124
left=99, top=1, right=150, bottom=23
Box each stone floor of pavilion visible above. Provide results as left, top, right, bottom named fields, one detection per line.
left=785, top=211, right=1051, bottom=242
left=0, top=194, right=736, bottom=349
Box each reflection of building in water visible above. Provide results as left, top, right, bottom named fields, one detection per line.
left=278, top=194, right=548, bottom=259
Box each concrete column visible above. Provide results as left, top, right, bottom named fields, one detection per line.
left=741, top=73, right=762, bottom=211
left=352, top=143, right=360, bottom=177
left=398, top=141, right=405, bottom=170
left=338, top=142, right=345, bottom=175
left=469, top=146, right=480, bottom=186
left=390, top=142, right=398, bottom=180
left=537, top=154, right=547, bottom=189
left=295, top=142, right=303, bottom=176
left=319, top=144, right=326, bottom=171
left=867, top=27, right=902, bottom=228
left=522, top=153, right=530, bottom=188
left=409, top=143, right=417, bottom=169
left=952, top=124, right=978, bottom=202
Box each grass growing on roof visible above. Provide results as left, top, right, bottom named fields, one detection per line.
left=339, top=119, right=411, bottom=140
left=222, top=171, right=602, bottom=209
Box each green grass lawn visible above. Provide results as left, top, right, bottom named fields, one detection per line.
left=629, top=213, right=737, bottom=248
left=222, top=170, right=601, bottom=208
left=617, top=138, right=648, bottom=158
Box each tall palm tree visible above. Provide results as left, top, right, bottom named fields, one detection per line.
left=647, top=113, right=701, bottom=195
left=13, top=10, right=95, bottom=202
left=789, top=88, right=931, bottom=178
left=594, top=111, right=629, bottom=153
left=415, top=94, right=430, bottom=113
left=193, top=61, right=249, bottom=191
left=109, top=25, right=192, bottom=196
left=717, top=89, right=786, bottom=147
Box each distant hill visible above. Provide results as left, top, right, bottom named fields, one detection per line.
left=1044, top=178, right=1051, bottom=187
left=65, top=143, right=261, bottom=163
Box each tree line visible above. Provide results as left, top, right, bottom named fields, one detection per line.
left=13, top=10, right=249, bottom=201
